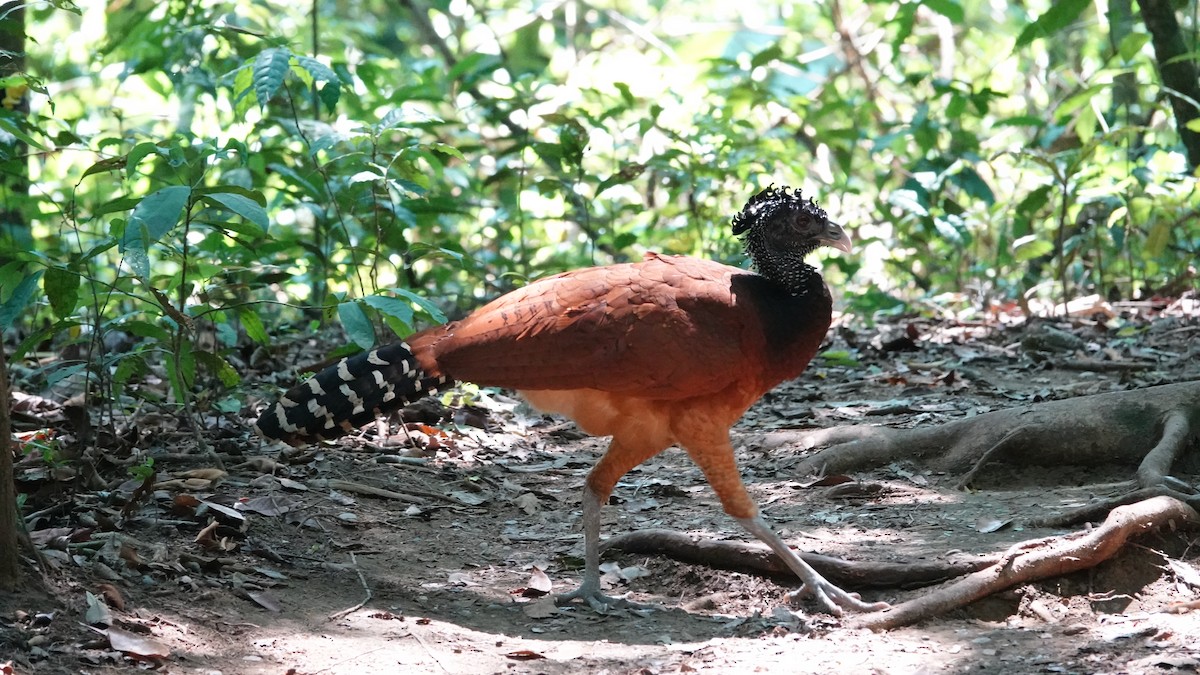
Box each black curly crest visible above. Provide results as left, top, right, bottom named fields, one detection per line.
left=731, top=185, right=824, bottom=236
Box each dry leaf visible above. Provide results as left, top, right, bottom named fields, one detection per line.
left=506, top=649, right=547, bottom=661
left=236, top=495, right=299, bottom=517
left=96, top=583, right=125, bottom=610
left=101, top=625, right=171, bottom=659
left=179, top=468, right=227, bottom=481
left=514, top=493, right=540, bottom=515
left=245, top=590, right=282, bottom=613
left=522, top=597, right=560, bottom=619
left=84, top=591, right=112, bottom=627
left=522, top=566, right=552, bottom=597
left=976, top=517, right=1012, bottom=533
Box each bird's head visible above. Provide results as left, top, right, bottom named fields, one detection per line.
left=732, top=185, right=852, bottom=258
left=732, top=186, right=851, bottom=292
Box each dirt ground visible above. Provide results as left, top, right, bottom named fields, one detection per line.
left=3, top=299, right=1200, bottom=674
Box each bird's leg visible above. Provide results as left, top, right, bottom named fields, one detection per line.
left=682, top=435, right=888, bottom=616
left=553, top=483, right=623, bottom=610
left=555, top=438, right=663, bottom=611
left=735, top=514, right=888, bottom=615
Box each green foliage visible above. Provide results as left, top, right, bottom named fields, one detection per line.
left=0, top=0, right=1197, bottom=432
left=129, top=457, right=156, bottom=482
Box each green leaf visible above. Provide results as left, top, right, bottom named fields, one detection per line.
left=238, top=308, right=269, bottom=345
left=338, top=301, right=376, bottom=349
left=426, top=142, right=465, bottom=160
left=951, top=167, right=995, bottom=205
left=612, top=232, right=638, bottom=249
left=0, top=271, right=44, bottom=326
left=201, top=191, right=269, bottom=233
left=126, top=141, right=161, bottom=172
left=317, top=82, right=340, bottom=114
left=818, top=349, right=860, bottom=367
left=1145, top=219, right=1170, bottom=256
left=1014, top=0, right=1090, bottom=49
left=384, top=287, right=447, bottom=323
left=113, top=353, right=147, bottom=387
left=43, top=266, right=80, bottom=319
left=165, top=341, right=196, bottom=402
left=362, top=295, right=413, bottom=330
left=922, top=0, right=964, bottom=23
left=81, top=156, right=127, bottom=178
left=560, top=121, right=588, bottom=166
left=750, top=43, right=782, bottom=69
left=120, top=185, right=192, bottom=279
left=121, top=319, right=172, bottom=343
left=596, top=162, right=645, bottom=194
left=267, top=163, right=323, bottom=200
left=532, top=142, right=563, bottom=171
left=1056, top=83, right=1107, bottom=119
left=295, top=55, right=338, bottom=83
left=1117, top=33, right=1150, bottom=62
left=195, top=350, right=241, bottom=388
left=0, top=116, right=47, bottom=150
left=95, top=196, right=141, bottom=216
left=46, top=362, right=88, bottom=389
left=1013, top=234, right=1054, bottom=261
left=253, top=47, right=292, bottom=108
left=232, top=66, right=256, bottom=115
left=1017, top=185, right=1053, bottom=215
left=945, top=93, right=966, bottom=119
left=447, top=52, right=501, bottom=83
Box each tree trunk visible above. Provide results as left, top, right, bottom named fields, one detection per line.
left=0, top=0, right=30, bottom=249
left=1135, top=0, right=1200, bottom=170
left=0, top=338, right=20, bottom=590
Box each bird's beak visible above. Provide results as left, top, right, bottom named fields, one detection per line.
left=821, top=221, right=853, bottom=253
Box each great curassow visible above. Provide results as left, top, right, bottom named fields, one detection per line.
left=255, top=186, right=884, bottom=615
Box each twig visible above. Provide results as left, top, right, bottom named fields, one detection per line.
left=310, top=478, right=481, bottom=507
left=329, top=552, right=372, bottom=620
left=853, top=496, right=1200, bottom=630
left=309, top=479, right=429, bottom=505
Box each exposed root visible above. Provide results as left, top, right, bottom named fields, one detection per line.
left=601, top=528, right=998, bottom=589
left=851, top=496, right=1200, bottom=630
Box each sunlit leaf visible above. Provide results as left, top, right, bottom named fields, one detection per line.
left=253, top=47, right=292, bottom=108
left=382, top=287, right=448, bottom=324
left=363, top=295, right=414, bottom=329
left=1013, top=234, right=1053, bottom=261
left=1014, top=0, right=1090, bottom=49
left=202, top=190, right=270, bottom=233
left=1145, top=219, right=1170, bottom=257
left=239, top=308, right=269, bottom=345
left=922, top=0, right=964, bottom=23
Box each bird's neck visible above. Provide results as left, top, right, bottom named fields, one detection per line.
left=751, top=249, right=820, bottom=296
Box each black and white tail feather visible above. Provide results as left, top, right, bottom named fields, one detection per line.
left=254, top=342, right=450, bottom=445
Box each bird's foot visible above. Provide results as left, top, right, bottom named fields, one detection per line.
left=555, top=583, right=651, bottom=613
left=787, top=580, right=889, bottom=617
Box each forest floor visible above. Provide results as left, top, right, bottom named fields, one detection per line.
left=3, top=293, right=1200, bottom=674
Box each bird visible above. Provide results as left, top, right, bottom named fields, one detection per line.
left=254, top=186, right=884, bottom=615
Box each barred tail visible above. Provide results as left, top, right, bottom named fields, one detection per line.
left=254, top=341, right=450, bottom=445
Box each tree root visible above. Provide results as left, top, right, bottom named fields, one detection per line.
left=852, top=496, right=1200, bottom=630
left=771, top=382, right=1200, bottom=504
left=601, top=529, right=998, bottom=589
left=1029, top=485, right=1200, bottom=528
